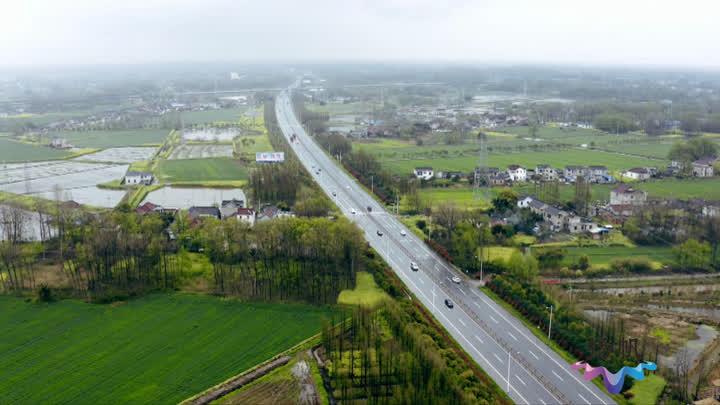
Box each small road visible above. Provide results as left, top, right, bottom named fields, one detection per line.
left=275, top=86, right=614, bottom=405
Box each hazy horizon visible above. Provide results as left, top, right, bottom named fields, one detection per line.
left=3, top=0, right=720, bottom=69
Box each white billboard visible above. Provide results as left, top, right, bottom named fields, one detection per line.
left=255, top=152, right=285, bottom=163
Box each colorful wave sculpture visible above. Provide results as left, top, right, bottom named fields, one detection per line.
left=571, top=361, right=657, bottom=394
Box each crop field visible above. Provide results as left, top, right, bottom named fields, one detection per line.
left=234, top=134, right=274, bottom=158
left=75, top=147, right=157, bottom=163
left=414, top=187, right=493, bottom=210
left=0, top=294, right=335, bottom=405
left=156, top=158, right=249, bottom=183
left=56, top=129, right=170, bottom=148
left=380, top=149, right=665, bottom=176
left=0, top=138, right=70, bottom=162
left=182, top=128, right=238, bottom=142
left=636, top=178, right=720, bottom=200
left=180, top=107, right=247, bottom=125
left=168, top=144, right=234, bottom=159
left=562, top=246, right=673, bottom=269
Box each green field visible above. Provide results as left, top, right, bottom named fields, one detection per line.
left=414, top=187, right=493, bottom=209
left=0, top=138, right=70, bottom=162
left=56, top=129, right=170, bottom=148
left=0, top=294, right=334, bottom=405
left=628, top=374, right=666, bottom=405
left=379, top=149, right=664, bottom=176
left=337, top=272, right=389, bottom=308
left=181, top=108, right=248, bottom=125
left=562, top=246, right=673, bottom=268
left=637, top=177, right=720, bottom=200
left=156, top=157, right=249, bottom=182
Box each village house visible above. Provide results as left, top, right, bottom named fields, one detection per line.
left=188, top=206, right=221, bottom=220
left=257, top=205, right=295, bottom=222
left=229, top=207, right=256, bottom=226
left=219, top=198, right=245, bottom=219
left=535, top=164, right=558, bottom=180
left=507, top=165, right=527, bottom=182
left=49, top=137, right=73, bottom=149
left=622, top=167, right=651, bottom=181
left=413, top=167, right=434, bottom=180
left=123, top=171, right=154, bottom=185
left=692, top=157, right=716, bottom=177
left=135, top=202, right=163, bottom=215
left=703, top=203, right=720, bottom=218
left=609, top=184, right=647, bottom=217
left=563, top=166, right=588, bottom=181
left=519, top=196, right=602, bottom=234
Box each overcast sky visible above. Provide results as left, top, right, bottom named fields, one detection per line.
left=2, top=0, right=719, bottom=68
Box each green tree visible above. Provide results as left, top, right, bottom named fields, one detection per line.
left=673, top=239, right=712, bottom=271
left=491, top=188, right=518, bottom=213
left=506, top=251, right=539, bottom=283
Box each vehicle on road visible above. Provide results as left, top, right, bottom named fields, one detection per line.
left=400, top=229, right=407, bottom=236
left=410, top=262, right=419, bottom=271
left=444, top=299, right=454, bottom=308
left=451, top=276, right=461, bottom=284
left=377, top=230, right=383, bottom=236
left=351, top=208, right=356, bottom=215
left=367, top=206, right=372, bottom=212
left=332, top=191, right=336, bottom=197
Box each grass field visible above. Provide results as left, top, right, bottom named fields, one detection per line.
left=180, top=108, right=247, bottom=125
left=156, top=158, right=249, bottom=183
left=637, top=177, right=720, bottom=200
left=562, top=246, right=673, bottom=269
left=627, top=374, right=666, bottom=405
left=0, top=294, right=335, bottom=405
left=380, top=149, right=664, bottom=176
left=337, top=272, right=389, bottom=308
left=56, top=129, right=170, bottom=148
left=0, top=138, right=70, bottom=162
left=413, top=187, right=493, bottom=210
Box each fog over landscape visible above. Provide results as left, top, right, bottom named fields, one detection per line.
left=2, top=0, right=720, bottom=67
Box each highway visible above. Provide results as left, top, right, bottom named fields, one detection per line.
left=275, top=88, right=614, bottom=405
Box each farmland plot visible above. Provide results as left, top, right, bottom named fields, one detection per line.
left=0, top=294, right=335, bottom=405
left=182, top=128, right=239, bottom=142
left=75, top=147, right=157, bottom=163
left=168, top=144, right=234, bottom=159
left=0, top=161, right=128, bottom=207
left=142, top=186, right=246, bottom=209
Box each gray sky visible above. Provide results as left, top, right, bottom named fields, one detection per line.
left=2, top=0, right=719, bottom=67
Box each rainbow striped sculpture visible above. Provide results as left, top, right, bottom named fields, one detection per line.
left=571, top=361, right=657, bottom=394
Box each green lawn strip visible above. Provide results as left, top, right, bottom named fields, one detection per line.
left=155, top=158, right=249, bottom=183
left=480, top=286, right=629, bottom=404
left=56, top=129, right=170, bottom=148
left=0, top=138, right=71, bottom=162
left=337, top=272, right=390, bottom=308
left=561, top=246, right=673, bottom=269
left=0, top=293, right=335, bottom=405
left=627, top=374, right=666, bottom=405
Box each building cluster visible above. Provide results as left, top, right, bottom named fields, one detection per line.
left=516, top=196, right=608, bottom=237
left=135, top=198, right=295, bottom=228
left=413, top=164, right=615, bottom=185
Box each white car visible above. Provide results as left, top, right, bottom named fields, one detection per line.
left=410, top=262, right=419, bottom=271
left=351, top=209, right=356, bottom=215
left=451, top=276, right=461, bottom=284
left=400, top=229, right=407, bottom=236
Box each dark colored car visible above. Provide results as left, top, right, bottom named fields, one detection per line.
left=367, top=206, right=372, bottom=212
left=444, top=299, right=454, bottom=309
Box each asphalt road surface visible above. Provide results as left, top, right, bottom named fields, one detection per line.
left=275, top=88, right=614, bottom=405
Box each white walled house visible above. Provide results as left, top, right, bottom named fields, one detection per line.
left=123, top=171, right=154, bottom=185
left=610, top=184, right=647, bottom=206
left=622, top=168, right=651, bottom=181
left=692, top=157, right=716, bottom=177
left=232, top=208, right=256, bottom=226
left=413, top=167, right=434, bottom=180
left=507, top=165, right=527, bottom=182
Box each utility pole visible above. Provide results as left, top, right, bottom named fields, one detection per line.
left=548, top=305, right=554, bottom=339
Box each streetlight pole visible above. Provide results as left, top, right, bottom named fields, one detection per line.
left=547, top=305, right=554, bottom=339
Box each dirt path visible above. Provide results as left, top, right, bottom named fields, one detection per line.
left=184, top=356, right=291, bottom=405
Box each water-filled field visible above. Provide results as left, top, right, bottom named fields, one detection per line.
left=141, top=186, right=246, bottom=209
left=168, top=144, right=233, bottom=159
left=0, top=161, right=128, bottom=207
left=182, top=128, right=239, bottom=142
left=75, top=147, right=157, bottom=163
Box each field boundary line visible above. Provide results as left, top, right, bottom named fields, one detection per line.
left=179, top=332, right=321, bottom=405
